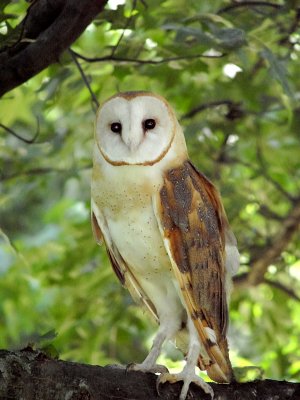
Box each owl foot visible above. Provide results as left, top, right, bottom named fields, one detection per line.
left=127, top=362, right=169, bottom=374
left=157, top=371, right=214, bottom=400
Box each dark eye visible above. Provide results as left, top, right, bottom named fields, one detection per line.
left=111, top=122, right=122, bottom=134
left=143, top=119, right=156, bottom=131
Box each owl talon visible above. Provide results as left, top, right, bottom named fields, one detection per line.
left=157, top=372, right=214, bottom=400
left=127, top=362, right=169, bottom=374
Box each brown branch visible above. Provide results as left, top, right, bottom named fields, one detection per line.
left=181, top=100, right=239, bottom=120
left=279, top=8, right=300, bottom=45
left=0, top=164, right=92, bottom=182
left=110, top=0, right=137, bottom=57
left=256, top=142, right=296, bottom=202
left=0, top=348, right=299, bottom=400
left=70, top=50, right=226, bottom=65
left=69, top=49, right=99, bottom=111
left=217, top=1, right=282, bottom=15
left=257, top=204, right=284, bottom=221
left=263, top=278, right=300, bottom=302
left=0, top=120, right=39, bottom=144
left=0, top=0, right=107, bottom=97
left=235, top=198, right=300, bottom=288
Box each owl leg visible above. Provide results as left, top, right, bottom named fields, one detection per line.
left=128, top=315, right=181, bottom=374
left=157, top=319, right=213, bottom=399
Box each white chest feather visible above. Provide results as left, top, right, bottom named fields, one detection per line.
left=106, top=203, right=170, bottom=275
left=92, top=159, right=185, bottom=317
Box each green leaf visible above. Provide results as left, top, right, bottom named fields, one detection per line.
left=213, top=28, right=246, bottom=50
left=261, top=47, right=293, bottom=98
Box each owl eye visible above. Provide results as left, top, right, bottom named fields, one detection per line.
left=111, top=122, right=122, bottom=134
left=143, top=119, right=156, bottom=131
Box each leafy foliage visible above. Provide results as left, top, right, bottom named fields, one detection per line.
left=0, top=0, right=299, bottom=382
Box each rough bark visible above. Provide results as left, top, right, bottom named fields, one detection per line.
left=0, top=348, right=299, bottom=400
left=0, top=0, right=107, bottom=97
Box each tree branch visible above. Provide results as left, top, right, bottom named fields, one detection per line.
left=181, top=100, right=244, bottom=120
left=0, top=0, right=107, bottom=97
left=263, top=278, right=300, bottom=302
left=0, top=165, right=92, bottom=182
left=0, top=120, right=39, bottom=144
left=217, top=1, right=282, bottom=15
left=70, top=50, right=226, bottom=65
left=110, top=0, right=137, bottom=57
left=69, top=49, right=99, bottom=111
left=0, top=348, right=299, bottom=400
left=235, top=198, right=300, bottom=288
left=256, top=141, right=296, bottom=202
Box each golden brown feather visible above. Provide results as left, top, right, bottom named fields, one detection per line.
left=157, top=160, right=234, bottom=383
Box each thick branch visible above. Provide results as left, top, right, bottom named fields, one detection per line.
left=0, top=348, right=299, bottom=400
left=0, top=0, right=107, bottom=97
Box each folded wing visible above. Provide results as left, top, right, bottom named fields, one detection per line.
left=153, top=160, right=238, bottom=383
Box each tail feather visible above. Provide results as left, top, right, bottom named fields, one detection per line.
left=175, top=323, right=234, bottom=383
left=188, top=314, right=234, bottom=383
left=198, top=325, right=234, bottom=383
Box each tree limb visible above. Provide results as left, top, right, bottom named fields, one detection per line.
left=235, top=198, right=300, bottom=288
left=181, top=100, right=236, bottom=119
left=217, top=1, right=282, bottom=15
left=0, top=348, right=299, bottom=400
left=263, top=278, right=300, bottom=302
left=69, top=49, right=100, bottom=111
left=0, top=0, right=107, bottom=97
left=70, top=50, right=226, bottom=65
left=0, top=120, right=39, bottom=144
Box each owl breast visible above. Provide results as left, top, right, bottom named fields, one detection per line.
left=93, top=162, right=186, bottom=318
left=93, top=159, right=171, bottom=274
left=109, top=207, right=169, bottom=273
left=105, top=196, right=186, bottom=321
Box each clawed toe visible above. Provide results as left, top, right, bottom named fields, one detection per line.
left=127, top=362, right=169, bottom=374
left=156, top=371, right=214, bottom=400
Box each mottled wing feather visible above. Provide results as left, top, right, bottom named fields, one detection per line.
left=153, top=160, right=234, bottom=383
left=91, top=205, right=159, bottom=323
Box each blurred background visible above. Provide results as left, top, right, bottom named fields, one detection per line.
left=0, top=0, right=299, bottom=382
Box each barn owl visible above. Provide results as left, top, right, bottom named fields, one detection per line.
left=91, top=91, right=239, bottom=399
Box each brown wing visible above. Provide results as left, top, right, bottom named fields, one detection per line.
left=91, top=206, right=159, bottom=323
left=153, top=160, right=234, bottom=383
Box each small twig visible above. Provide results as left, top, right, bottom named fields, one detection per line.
left=256, top=142, right=295, bottom=202
left=263, top=278, right=300, bottom=302
left=0, top=119, right=39, bottom=144
left=279, top=8, right=300, bottom=45
left=110, top=0, right=137, bottom=57
left=69, top=49, right=99, bottom=111
left=258, top=205, right=284, bottom=221
left=70, top=50, right=226, bottom=65
left=0, top=164, right=92, bottom=182
left=217, top=1, right=282, bottom=15
left=181, top=100, right=236, bottom=120
left=138, top=0, right=148, bottom=8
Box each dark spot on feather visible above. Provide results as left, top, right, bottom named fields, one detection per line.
left=180, top=321, right=187, bottom=330
left=191, top=311, right=198, bottom=320
left=165, top=165, right=192, bottom=232
left=191, top=309, right=204, bottom=320
left=206, top=339, right=216, bottom=348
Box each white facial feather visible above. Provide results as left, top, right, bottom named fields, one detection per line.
left=95, top=94, right=177, bottom=165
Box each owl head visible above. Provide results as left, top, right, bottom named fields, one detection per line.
left=94, top=91, right=186, bottom=166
